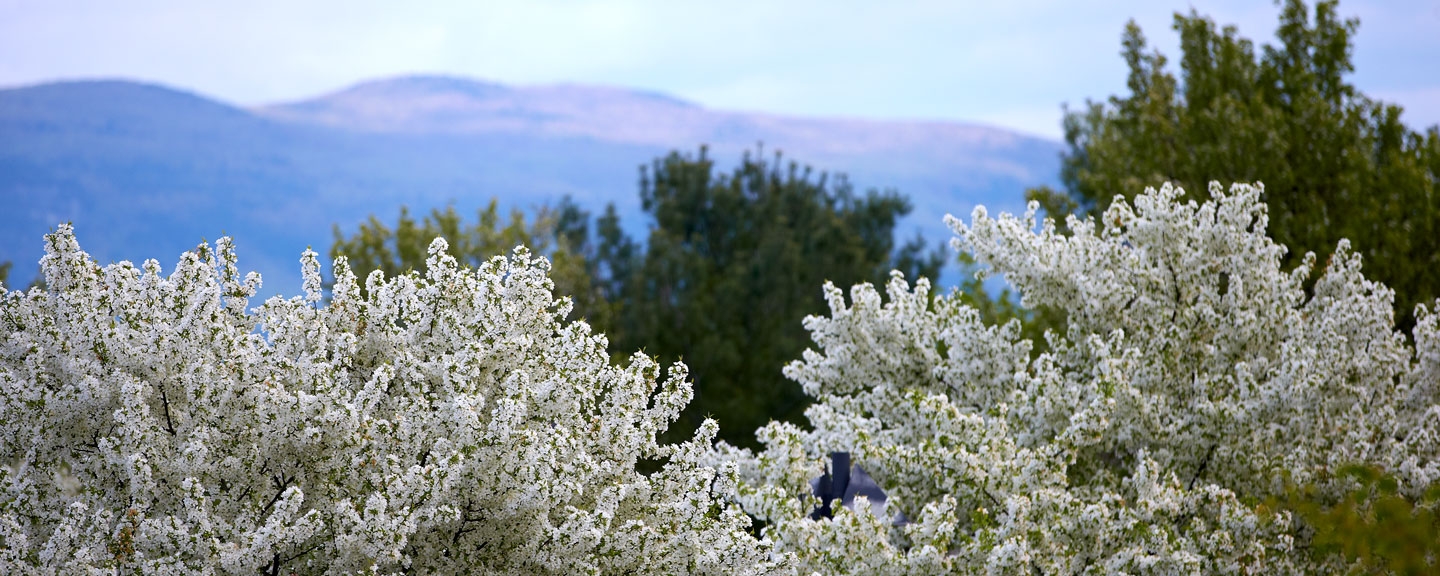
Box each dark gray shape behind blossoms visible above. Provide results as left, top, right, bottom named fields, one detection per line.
left=808, top=452, right=902, bottom=523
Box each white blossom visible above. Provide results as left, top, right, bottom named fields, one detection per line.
left=8, top=181, right=1436, bottom=574
left=0, top=228, right=785, bottom=575
left=716, top=182, right=1440, bottom=574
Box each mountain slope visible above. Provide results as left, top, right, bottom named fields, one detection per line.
left=259, top=75, right=1053, bottom=186
left=1, top=76, right=1060, bottom=298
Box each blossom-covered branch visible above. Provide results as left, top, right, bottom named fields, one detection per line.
left=716, top=182, right=1440, bottom=574
left=0, top=227, right=783, bottom=575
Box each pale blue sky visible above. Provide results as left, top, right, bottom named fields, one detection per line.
left=1, top=0, right=1436, bottom=139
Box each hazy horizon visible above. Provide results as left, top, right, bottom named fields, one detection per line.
left=0, top=74, right=1071, bottom=140
left=3, top=0, right=1436, bottom=139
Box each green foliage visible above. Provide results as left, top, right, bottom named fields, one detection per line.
left=330, top=148, right=943, bottom=449
left=329, top=199, right=608, bottom=326
left=603, top=146, right=943, bottom=448
left=0, top=260, right=45, bottom=292
left=1024, top=1, right=1440, bottom=568
left=1039, top=0, right=1440, bottom=329
left=952, top=252, right=1066, bottom=357
left=1277, top=466, right=1440, bottom=574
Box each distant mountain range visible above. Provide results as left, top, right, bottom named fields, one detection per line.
left=0, top=75, right=1060, bottom=299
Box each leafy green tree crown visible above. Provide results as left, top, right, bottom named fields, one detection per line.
left=1032, top=0, right=1440, bottom=328
left=610, top=147, right=942, bottom=447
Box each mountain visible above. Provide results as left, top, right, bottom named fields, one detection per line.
left=1, top=75, right=1060, bottom=299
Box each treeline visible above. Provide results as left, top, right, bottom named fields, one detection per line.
left=330, top=147, right=944, bottom=448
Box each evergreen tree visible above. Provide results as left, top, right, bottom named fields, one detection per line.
left=1032, top=0, right=1440, bottom=328
left=329, top=149, right=945, bottom=449
left=607, top=146, right=943, bottom=447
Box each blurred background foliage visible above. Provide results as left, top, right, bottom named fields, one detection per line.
left=328, top=199, right=608, bottom=331
left=1275, top=465, right=1440, bottom=575
left=331, top=146, right=944, bottom=448
left=1028, top=0, right=1440, bottom=331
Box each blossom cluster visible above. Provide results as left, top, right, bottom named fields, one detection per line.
left=6, top=181, right=1438, bottom=574
left=715, top=183, right=1440, bottom=574
left=0, top=227, right=782, bottom=575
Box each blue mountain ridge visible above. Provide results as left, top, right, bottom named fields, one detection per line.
left=0, top=76, right=1060, bottom=300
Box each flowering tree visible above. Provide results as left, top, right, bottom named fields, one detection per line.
left=0, top=227, right=782, bottom=575
left=716, top=182, right=1440, bottom=574
left=9, top=182, right=1439, bottom=574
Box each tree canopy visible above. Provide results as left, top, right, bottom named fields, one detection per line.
left=12, top=182, right=1440, bottom=573
left=329, top=198, right=609, bottom=329
left=1, top=227, right=780, bottom=574
left=1030, top=0, right=1440, bottom=328
left=718, top=183, right=1440, bottom=573
left=606, top=147, right=942, bottom=447
left=330, top=147, right=943, bottom=449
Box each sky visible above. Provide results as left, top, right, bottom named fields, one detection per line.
left=1, top=0, right=1437, bottom=140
